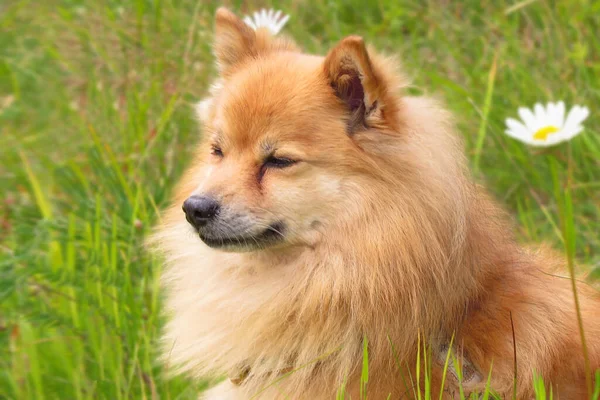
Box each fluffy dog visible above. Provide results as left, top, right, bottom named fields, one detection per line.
left=152, top=8, right=600, bottom=399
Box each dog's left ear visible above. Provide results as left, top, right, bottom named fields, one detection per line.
left=323, top=36, right=387, bottom=133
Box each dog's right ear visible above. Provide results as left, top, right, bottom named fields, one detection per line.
left=214, top=8, right=258, bottom=73
left=214, top=8, right=299, bottom=76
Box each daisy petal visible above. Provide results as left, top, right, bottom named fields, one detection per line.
left=534, top=102, right=546, bottom=122
left=261, top=9, right=267, bottom=24
left=505, top=128, right=528, bottom=141
left=506, top=130, right=536, bottom=145
left=554, top=124, right=584, bottom=143
left=518, top=107, right=538, bottom=131
left=575, top=106, right=590, bottom=124
left=536, top=138, right=563, bottom=147
left=546, top=102, right=558, bottom=128
left=565, top=125, right=584, bottom=140
left=563, top=106, right=589, bottom=135
left=556, top=101, right=566, bottom=127
left=543, top=130, right=571, bottom=147
left=243, top=16, right=256, bottom=30
left=276, top=14, right=290, bottom=32
left=505, top=118, right=529, bottom=140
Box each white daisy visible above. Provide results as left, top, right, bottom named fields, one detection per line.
left=505, top=102, right=589, bottom=147
left=243, top=8, right=289, bottom=35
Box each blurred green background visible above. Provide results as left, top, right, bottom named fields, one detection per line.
left=1, top=0, right=599, bottom=398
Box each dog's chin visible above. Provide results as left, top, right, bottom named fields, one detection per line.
left=198, top=222, right=286, bottom=252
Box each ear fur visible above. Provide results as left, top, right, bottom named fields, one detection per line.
left=214, top=8, right=258, bottom=72
left=213, top=7, right=299, bottom=76
left=323, top=36, right=384, bottom=133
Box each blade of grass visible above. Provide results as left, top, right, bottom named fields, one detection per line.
left=504, top=0, right=540, bottom=15
left=481, top=361, right=494, bottom=400
left=438, top=334, right=455, bottom=400
left=510, top=311, right=518, bottom=400
left=387, top=334, right=416, bottom=399
left=416, top=333, right=422, bottom=400
left=360, top=335, right=369, bottom=399
left=592, top=370, right=599, bottom=400
left=473, top=51, right=498, bottom=173
left=19, top=151, right=52, bottom=219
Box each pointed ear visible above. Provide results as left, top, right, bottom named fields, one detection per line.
left=213, top=8, right=300, bottom=75
left=214, top=8, right=257, bottom=72
left=323, top=36, right=384, bottom=133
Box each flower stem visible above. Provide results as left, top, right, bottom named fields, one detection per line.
left=563, top=145, right=592, bottom=397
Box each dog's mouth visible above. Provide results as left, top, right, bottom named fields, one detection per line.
left=198, top=222, right=286, bottom=251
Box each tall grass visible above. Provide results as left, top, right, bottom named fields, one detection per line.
left=1, top=0, right=599, bottom=398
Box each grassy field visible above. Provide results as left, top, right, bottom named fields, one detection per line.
left=1, top=0, right=599, bottom=398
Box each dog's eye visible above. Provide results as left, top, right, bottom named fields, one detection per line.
left=264, top=155, right=296, bottom=169
left=211, top=145, right=223, bottom=157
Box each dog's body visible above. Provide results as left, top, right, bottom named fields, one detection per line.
left=153, top=8, right=600, bottom=399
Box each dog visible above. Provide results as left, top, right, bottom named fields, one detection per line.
left=152, top=7, right=600, bottom=399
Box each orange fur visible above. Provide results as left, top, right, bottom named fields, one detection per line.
left=151, top=8, right=600, bottom=399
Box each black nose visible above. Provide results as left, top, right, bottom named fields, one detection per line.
left=182, top=196, right=220, bottom=229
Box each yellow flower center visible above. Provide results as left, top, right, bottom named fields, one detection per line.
left=533, top=125, right=559, bottom=141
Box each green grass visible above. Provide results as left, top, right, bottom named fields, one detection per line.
left=1, top=0, right=599, bottom=398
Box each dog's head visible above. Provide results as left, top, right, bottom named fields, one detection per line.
left=177, top=8, right=410, bottom=252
